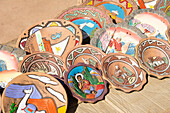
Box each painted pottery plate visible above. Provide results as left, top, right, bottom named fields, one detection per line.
left=166, top=25, right=170, bottom=43
left=135, top=37, right=170, bottom=79
left=64, top=63, right=107, bottom=103
left=19, top=52, right=66, bottom=79
left=17, top=19, right=82, bottom=50
left=2, top=72, right=68, bottom=113
left=24, top=27, right=77, bottom=58
left=154, top=0, right=170, bottom=16
left=83, top=0, right=138, bottom=24
left=64, top=44, right=106, bottom=70
left=125, top=9, right=170, bottom=41
left=0, top=70, right=22, bottom=89
left=101, top=53, right=147, bottom=92
left=0, top=44, right=26, bottom=62
left=91, top=23, right=147, bottom=56
left=0, top=50, right=18, bottom=71
left=57, top=6, right=112, bottom=43
left=0, top=94, right=1, bottom=112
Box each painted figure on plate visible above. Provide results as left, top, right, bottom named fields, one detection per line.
left=68, top=66, right=104, bottom=99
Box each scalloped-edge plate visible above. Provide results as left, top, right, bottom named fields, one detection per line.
left=2, top=72, right=68, bottom=113
left=82, top=0, right=138, bottom=24
left=0, top=50, right=18, bottom=72
left=0, top=70, right=22, bottom=89
left=125, top=8, right=170, bottom=41
left=17, top=19, right=83, bottom=50
left=64, top=44, right=106, bottom=70
left=90, top=23, right=147, bottom=57
left=135, top=37, right=170, bottom=79
left=64, top=63, right=108, bottom=103
left=56, top=6, right=112, bottom=41
left=19, top=52, right=66, bottom=80
left=166, top=25, right=170, bottom=43
left=101, top=53, right=147, bottom=92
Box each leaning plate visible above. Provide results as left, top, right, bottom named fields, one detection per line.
left=91, top=23, right=147, bottom=57
left=64, top=44, right=106, bottom=70
left=125, top=9, right=170, bottom=41
left=64, top=63, right=107, bottom=103
left=0, top=70, right=22, bottom=89
left=2, top=72, right=68, bottom=113
left=135, top=37, right=170, bottom=79
left=17, top=19, right=82, bottom=50
left=19, top=52, right=66, bottom=80
left=101, top=53, right=147, bottom=92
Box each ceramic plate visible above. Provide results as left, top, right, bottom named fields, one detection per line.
left=135, top=37, right=170, bottom=79
left=0, top=44, right=26, bottom=62
left=91, top=23, right=147, bottom=56
left=2, top=72, right=68, bottom=113
left=64, top=44, right=106, bottom=70
left=166, top=25, right=170, bottom=43
left=83, top=0, right=138, bottom=24
left=17, top=19, right=82, bottom=50
left=125, top=9, right=170, bottom=41
left=64, top=63, right=107, bottom=103
left=154, top=0, right=170, bottom=16
left=24, top=26, right=77, bottom=58
left=0, top=70, right=22, bottom=89
left=101, top=53, right=147, bottom=92
left=19, top=52, right=66, bottom=80
left=0, top=50, right=18, bottom=72
left=57, top=6, right=112, bottom=44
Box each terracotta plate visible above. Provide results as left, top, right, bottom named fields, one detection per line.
left=0, top=50, right=18, bottom=71
left=19, top=52, right=66, bottom=80
left=83, top=0, right=138, bottom=24
left=125, top=9, right=170, bottom=41
left=0, top=70, right=22, bottom=89
left=102, top=53, right=147, bottom=92
left=57, top=6, right=112, bottom=43
left=2, top=72, right=68, bottom=113
left=166, top=25, right=170, bottom=43
left=0, top=45, right=26, bottom=61
left=64, top=63, right=107, bottom=103
left=24, top=27, right=77, bottom=58
left=0, top=94, right=1, bottom=112
left=64, top=44, right=106, bottom=70
left=154, top=0, right=170, bottom=16
left=135, top=37, right=170, bottom=79
left=17, top=19, right=82, bottom=50
left=91, top=23, right=147, bottom=57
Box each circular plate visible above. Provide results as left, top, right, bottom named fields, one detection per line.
left=0, top=70, right=22, bottom=89
left=166, top=25, right=170, bottom=43
left=0, top=94, right=2, bottom=112
left=24, top=27, right=76, bottom=58
left=101, top=53, right=147, bottom=92
left=2, top=72, right=68, bottom=113
left=0, top=44, right=26, bottom=62
left=57, top=6, right=112, bottom=42
left=0, top=50, right=18, bottom=71
left=64, top=44, right=106, bottom=70
left=64, top=63, right=107, bottom=103
left=91, top=23, right=147, bottom=57
left=0, top=94, right=1, bottom=112
left=19, top=52, right=66, bottom=80
left=154, top=0, right=170, bottom=16
left=17, top=19, right=83, bottom=50
left=135, top=37, right=170, bottom=79
left=125, top=9, right=170, bottom=41
left=83, top=0, right=138, bottom=24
